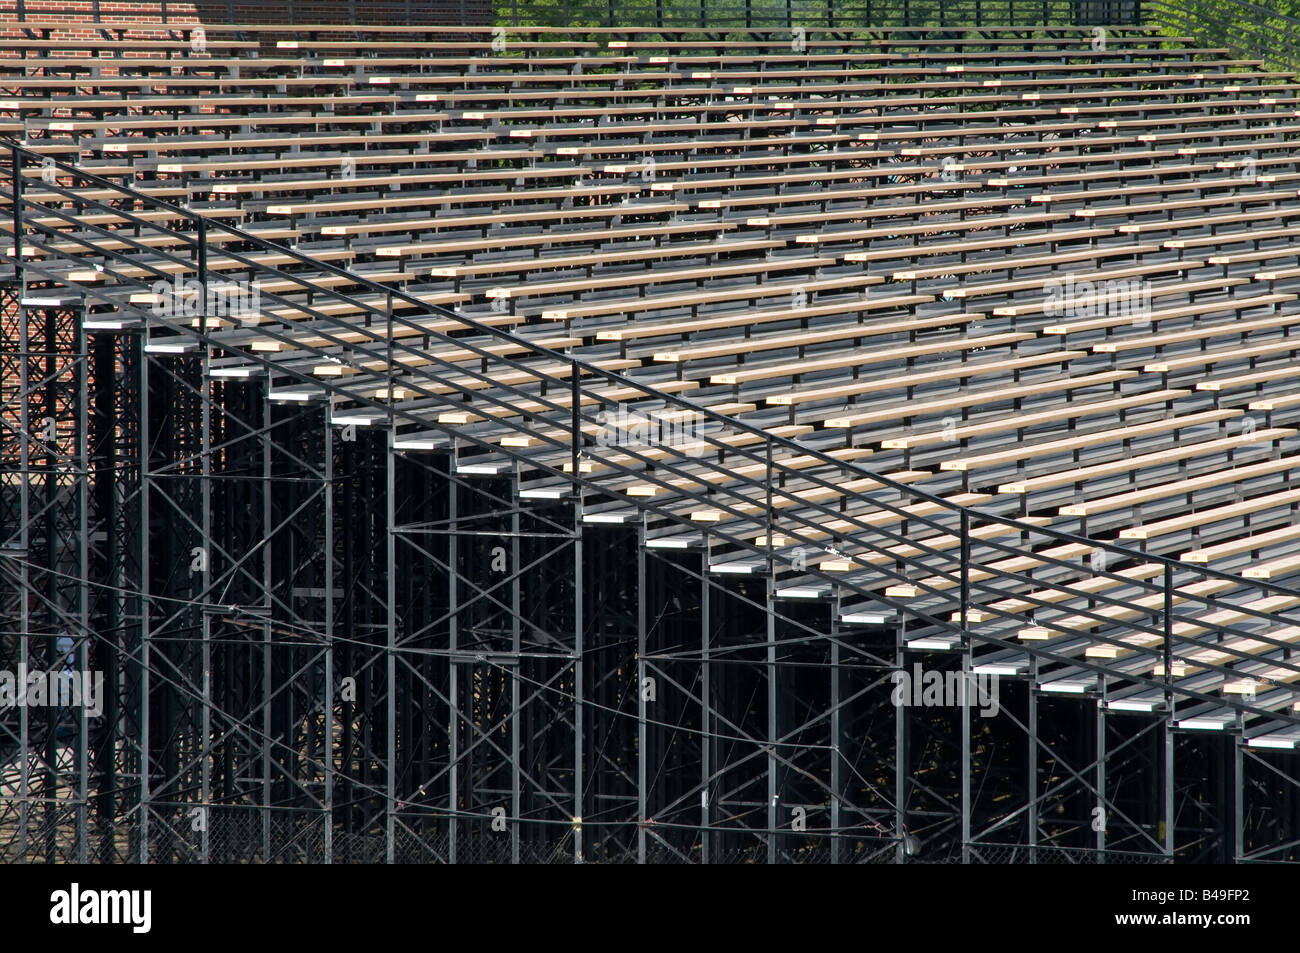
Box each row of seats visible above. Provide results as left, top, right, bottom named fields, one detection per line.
left=5, top=23, right=1300, bottom=739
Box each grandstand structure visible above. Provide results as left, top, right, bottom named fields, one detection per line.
left=3, top=0, right=1300, bottom=863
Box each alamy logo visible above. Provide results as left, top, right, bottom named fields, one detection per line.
left=891, top=663, right=1000, bottom=717
left=0, top=663, right=103, bottom=718
left=595, top=406, right=722, bottom=457
left=49, top=884, right=151, bottom=933
left=1044, top=273, right=1151, bottom=323
left=150, top=274, right=261, bottom=320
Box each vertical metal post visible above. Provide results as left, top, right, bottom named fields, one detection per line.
left=1164, top=722, right=1175, bottom=857
left=11, top=146, right=22, bottom=272
left=323, top=419, right=334, bottom=864
left=13, top=155, right=30, bottom=859
left=1233, top=737, right=1244, bottom=862
left=1095, top=698, right=1106, bottom=861
left=199, top=311, right=211, bottom=865
left=510, top=497, right=521, bottom=864
left=570, top=364, right=580, bottom=486
left=385, top=435, right=396, bottom=863
left=573, top=488, right=584, bottom=863
left=700, top=545, right=711, bottom=864
left=448, top=468, right=459, bottom=863
left=830, top=596, right=841, bottom=865
left=384, top=298, right=397, bottom=865
left=571, top=364, right=583, bottom=864
left=960, top=508, right=970, bottom=633
left=261, top=390, right=272, bottom=862
left=196, top=215, right=207, bottom=318
left=894, top=614, right=906, bottom=862
left=1163, top=562, right=1175, bottom=857
left=76, top=317, right=89, bottom=864
left=765, top=440, right=777, bottom=864
left=138, top=334, right=150, bottom=863
left=960, top=508, right=971, bottom=862
left=960, top=645, right=972, bottom=863
left=636, top=522, right=647, bottom=864
left=1028, top=656, right=1038, bottom=862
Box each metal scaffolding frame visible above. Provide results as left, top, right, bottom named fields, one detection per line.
left=4, top=135, right=1300, bottom=863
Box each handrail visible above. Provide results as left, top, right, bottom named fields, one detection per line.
left=5, top=135, right=1300, bottom=725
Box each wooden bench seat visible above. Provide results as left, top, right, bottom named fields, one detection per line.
left=1074, top=189, right=1300, bottom=223
left=427, top=238, right=783, bottom=280
left=679, top=467, right=937, bottom=525
left=993, top=276, right=1255, bottom=319
left=807, top=368, right=1134, bottom=425
left=0, top=55, right=305, bottom=71
left=842, top=228, right=1116, bottom=265
left=559, top=423, right=818, bottom=476
left=1059, top=455, right=1300, bottom=517
left=999, top=427, right=1297, bottom=495
left=940, top=258, right=1202, bottom=302
left=792, top=211, right=1073, bottom=246
left=538, top=272, right=885, bottom=322
left=1144, top=336, right=1300, bottom=375
left=308, top=201, right=692, bottom=241
left=1044, top=293, right=1298, bottom=338
left=27, top=108, right=450, bottom=135
left=92, top=130, right=492, bottom=155
left=702, top=331, right=1035, bottom=387
left=431, top=377, right=706, bottom=427
left=807, top=352, right=1093, bottom=426
left=889, top=241, right=1163, bottom=282
left=200, top=165, right=585, bottom=197
left=885, top=388, right=1192, bottom=452
left=374, top=220, right=743, bottom=258
left=1082, top=592, right=1300, bottom=659
left=1181, top=521, right=1300, bottom=564
left=808, top=516, right=1053, bottom=577
left=486, top=254, right=837, bottom=303
left=1165, top=225, right=1300, bottom=251
left=595, top=293, right=947, bottom=345
left=941, top=408, right=1243, bottom=473
left=537, top=132, right=853, bottom=161
left=615, top=445, right=877, bottom=498
left=950, top=560, right=1166, bottom=622
left=648, top=307, right=980, bottom=365
left=136, top=148, right=540, bottom=176
left=1119, top=487, right=1300, bottom=542
left=1248, top=393, right=1300, bottom=413
left=2, top=92, right=398, bottom=113
left=1094, top=310, right=1300, bottom=357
